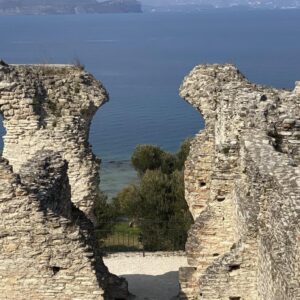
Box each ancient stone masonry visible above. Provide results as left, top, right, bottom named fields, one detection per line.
left=0, top=63, right=129, bottom=299
left=179, top=64, right=300, bottom=300
left=0, top=63, right=107, bottom=218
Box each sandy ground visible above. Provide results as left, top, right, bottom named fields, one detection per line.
left=104, top=252, right=188, bottom=300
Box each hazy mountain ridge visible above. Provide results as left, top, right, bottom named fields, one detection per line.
left=0, top=0, right=299, bottom=15
left=0, top=0, right=142, bottom=15
left=142, top=0, right=300, bottom=11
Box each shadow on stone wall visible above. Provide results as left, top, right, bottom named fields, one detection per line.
left=0, top=114, right=5, bottom=151
left=123, top=271, right=180, bottom=300
left=178, top=64, right=300, bottom=300
left=0, top=62, right=129, bottom=300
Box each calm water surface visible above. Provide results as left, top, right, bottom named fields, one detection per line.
left=0, top=10, right=300, bottom=196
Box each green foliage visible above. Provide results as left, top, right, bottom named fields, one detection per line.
left=94, top=192, right=117, bottom=239
left=113, top=222, right=140, bottom=235
left=101, top=222, right=141, bottom=252
left=160, top=152, right=178, bottom=175
left=112, top=185, right=140, bottom=220
left=138, top=169, right=193, bottom=250
left=131, top=145, right=164, bottom=175
left=113, top=137, right=194, bottom=251
left=131, top=138, right=192, bottom=176
left=176, top=137, right=193, bottom=170
left=139, top=170, right=172, bottom=221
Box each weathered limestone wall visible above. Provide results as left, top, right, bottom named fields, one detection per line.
left=179, top=64, right=300, bottom=300
left=0, top=62, right=128, bottom=299
left=0, top=63, right=107, bottom=218
left=0, top=153, right=105, bottom=299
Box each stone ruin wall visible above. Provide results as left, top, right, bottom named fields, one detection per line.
left=1, top=61, right=299, bottom=300
left=0, top=63, right=106, bottom=219
left=0, top=62, right=128, bottom=300
left=179, top=64, right=300, bottom=300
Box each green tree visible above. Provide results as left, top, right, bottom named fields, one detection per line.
left=131, top=145, right=164, bottom=175
left=112, top=185, right=140, bottom=220
left=160, top=152, right=178, bottom=175
left=94, top=192, right=117, bottom=239
left=176, top=138, right=193, bottom=170
left=111, top=137, right=194, bottom=251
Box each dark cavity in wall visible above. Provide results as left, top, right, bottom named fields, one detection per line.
left=228, top=264, right=241, bottom=272
left=51, top=266, right=61, bottom=276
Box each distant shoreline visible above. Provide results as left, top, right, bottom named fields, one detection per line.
left=0, top=0, right=142, bottom=16
left=0, top=11, right=143, bottom=16
left=142, top=6, right=300, bottom=13
left=1, top=7, right=300, bottom=16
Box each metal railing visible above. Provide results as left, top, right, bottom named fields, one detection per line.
left=95, top=220, right=188, bottom=253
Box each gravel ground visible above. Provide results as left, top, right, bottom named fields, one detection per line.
left=103, top=252, right=188, bottom=300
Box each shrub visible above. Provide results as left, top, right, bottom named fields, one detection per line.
left=131, top=144, right=164, bottom=175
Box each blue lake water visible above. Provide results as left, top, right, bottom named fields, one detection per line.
left=0, top=10, right=300, bottom=197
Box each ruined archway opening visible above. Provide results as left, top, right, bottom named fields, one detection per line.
left=92, top=105, right=205, bottom=299
left=0, top=62, right=207, bottom=300
left=94, top=136, right=198, bottom=253
left=91, top=93, right=203, bottom=254
left=91, top=141, right=202, bottom=300
left=90, top=87, right=204, bottom=300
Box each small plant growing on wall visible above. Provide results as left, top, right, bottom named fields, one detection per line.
left=73, top=58, right=85, bottom=71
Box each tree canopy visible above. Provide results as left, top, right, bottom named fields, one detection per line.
left=111, top=138, right=194, bottom=250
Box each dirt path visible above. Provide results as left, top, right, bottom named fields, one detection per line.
left=104, top=252, right=187, bottom=300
